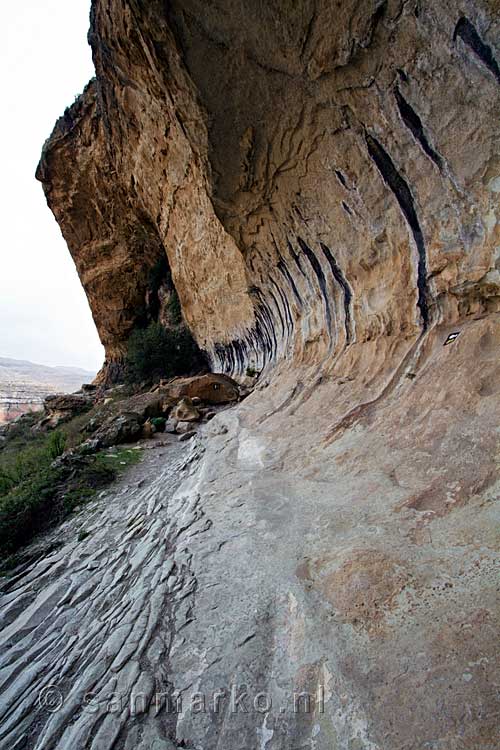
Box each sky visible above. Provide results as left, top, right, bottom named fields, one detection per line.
left=0, top=0, right=104, bottom=372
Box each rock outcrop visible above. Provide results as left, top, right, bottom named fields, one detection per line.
left=37, top=0, right=499, bottom=380
left=13, top=1, right=500, bottom=748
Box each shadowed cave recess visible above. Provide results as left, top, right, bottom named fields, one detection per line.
left=36, top=0, right=500, bottom=383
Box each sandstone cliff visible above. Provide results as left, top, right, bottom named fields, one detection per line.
left=37, top=0, right=499, bottom=381
left=25, top=1, right=500, bottom=748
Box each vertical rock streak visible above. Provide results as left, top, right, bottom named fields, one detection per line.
left=454, top=17, right=500, bottom=84
left=320, top=243, right=355, bottom=345
left=394, top=88, right=443, bottom=169
left=297, top=237, right=333, bottom=331
left=365, top=133, right=430, bottom=329
left=277, top=257, right=303, bottom=308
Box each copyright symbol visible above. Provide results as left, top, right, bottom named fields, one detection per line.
left=38, top=685, right=64, bottom=713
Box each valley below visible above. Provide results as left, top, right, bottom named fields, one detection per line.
left=0, top=358, right=95, bottom=424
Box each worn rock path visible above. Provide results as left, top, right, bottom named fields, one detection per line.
left=0, top=324, right=498, bottom=750
left=0, top=436, right=209, bottom=750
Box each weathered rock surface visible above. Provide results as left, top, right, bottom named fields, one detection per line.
left=109, top=391, right=174, bottom=421
left=171, top=397, right=201, bottom=423
left=74, top=377, right=242, bottom=448
left=94, top=411, right=143, bottom=447
left=177, top=429, right=197, bottom=442
left=17, top=1, right=500, bottom=748
left=37, top=0, right=499, bottom=379
left=0, top=317, right=498, bottom=750
left=39, top=393, right=94, bottom=429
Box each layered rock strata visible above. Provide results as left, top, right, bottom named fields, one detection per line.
left=37, top=0, right=500, bottom=380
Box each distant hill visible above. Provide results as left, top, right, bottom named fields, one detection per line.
left=0, top=357, right=96, bottom=423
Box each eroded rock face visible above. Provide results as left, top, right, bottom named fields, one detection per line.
left=37, top=0, right=499, bottom=380
left=0, top=317, right=498, bottom=750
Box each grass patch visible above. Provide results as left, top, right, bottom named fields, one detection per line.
left=0, top=419, right=143, bottom=562
left=0, top=430, right=67, bottom=495
left=96, top=448, right=143, bottom=474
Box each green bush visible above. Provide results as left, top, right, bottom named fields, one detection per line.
left=0, top=469, right=15, bottom=496
left=1, top=433, right=63, bottom=490
left=0, top=467, right=64, bottom=556
left=125, top=321, right=205, bottom=383
left=0, top=419, right=142, bottom=559
left=166, top=291, right=182, bottom=325
left=47, top=431, right=67, bottom=460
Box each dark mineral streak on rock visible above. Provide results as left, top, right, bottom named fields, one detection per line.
left=270, top=277, right=294, bottom=339
left=394, top=87, right=443, bottom=170
left=297, top=237, right=333, bottom=331
left=454, top=17, right=500, bottom=85
left=277, top=256, right=303, bottom=307
left=365, top=133, right=430, bottom=329
left=320, top=243, right=355, bottom=344
left=335, top=169, right=348, bottom=188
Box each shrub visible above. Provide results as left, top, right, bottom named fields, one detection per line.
left=0, top=418, right=142, bottom=559
left=0, top=467, right=64, bottom=555
left=125, top=321, right=205, bottom=383
left=166, top=291, right=182, bottom=325
left=47, top=431, right=67, bottom=460
left=0, top=469, right=15, bottom=496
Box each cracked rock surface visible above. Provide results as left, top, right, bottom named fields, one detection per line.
left=0, top=316, right=499, bottom=749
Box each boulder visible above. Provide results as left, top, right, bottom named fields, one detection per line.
left=44, top=394, right=93, bottom=413
left=78, top=438, right=101, bottom=455
left=176, top=421, right=197, bottom=434
left=40, top=393, right=93, bottom=428
left=165, top=374, right=240, bottom=405
left=113, top=392, right=176, bottom=421
left=95, top=412, right=143, bottom=447
left=163, top=418, right=179, bottom=434
left=82, top=417, right=99, bottom=434
left=171, top=397, right=201, bottom=423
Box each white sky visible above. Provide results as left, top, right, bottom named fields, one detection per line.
left=0, top=0, right=104, bottom=371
